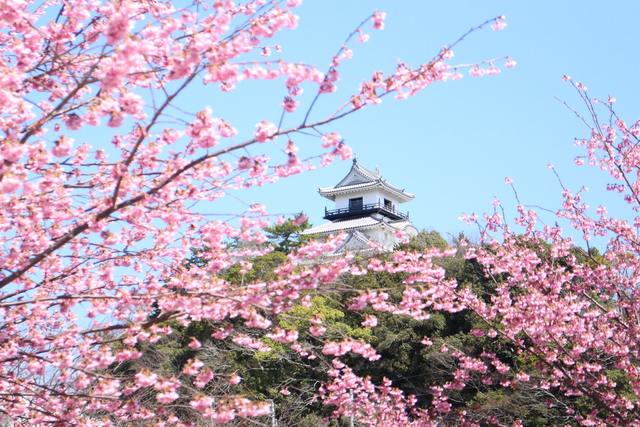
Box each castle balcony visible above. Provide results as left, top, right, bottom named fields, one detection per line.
left=324, top=202, right=408, bottom=222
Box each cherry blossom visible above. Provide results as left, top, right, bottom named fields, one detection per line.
left=357, top=30, right=370, bottom=43
left=491, top=16, right=507, bottom=30
left=0, top=1, right=514, bottom=424
left=505, top=57, right=517, bottom=68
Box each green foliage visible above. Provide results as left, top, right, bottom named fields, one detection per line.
left=224, top=250, right=288, bottom=283
left=264, top=215, right=318, bottom=253
left=111, top=227, right=607, bottom=426
left=400, top=229, right=448, bottom=251
left=284, top=295, right=375, bottom=343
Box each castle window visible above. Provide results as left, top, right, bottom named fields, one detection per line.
left=349, top=197, right=363, bottom=211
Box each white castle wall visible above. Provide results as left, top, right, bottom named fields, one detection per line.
left=334, top=188, right=401, bottom=210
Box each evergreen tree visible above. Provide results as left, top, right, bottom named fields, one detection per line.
left=264, top=215, right=318, bottom=253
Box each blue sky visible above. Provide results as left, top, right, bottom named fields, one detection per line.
left=190, top=1, right=640, bottom=247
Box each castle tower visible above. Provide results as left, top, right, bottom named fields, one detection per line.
left=303, top=159, right=418, bottom=253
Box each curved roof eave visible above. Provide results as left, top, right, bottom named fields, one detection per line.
left=318, top=180, right=415, bottom=203
left=302, top=216, right=386, bottom=235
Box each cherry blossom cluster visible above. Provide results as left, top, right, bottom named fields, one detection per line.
left=0, top=0, right=513, bottom=424
left=440, top=83, right=640, bottom=425
left=320, top=359, right=436, bottom=426
left=311, top=84, right=640, bottom=424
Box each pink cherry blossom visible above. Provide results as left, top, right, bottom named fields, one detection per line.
left=469, top=67, right=486, bottom=77
left=190, top=395, right=215, bottom=411
left=281, top=96, right=300, bottom=112
left=491, top=16, right=507, bottom=30
left=194, top=369, right=214, bottom=389
left=229, top=374, right=242, bottom=384
left=1, top=176, right=22, bottom=193
left=188, top=338, right=202, bottom=349
left=372, top=10, right=386, bottom=30
left=254, top=120, right=278, bottom=142
left=357, top=30, right=370, bottom=43
left=361, top=315, right=378, bottom=327
left=135, top=370, right=159, bottom=387
left=0, top=4, right=520, bottom=425
left=51, top=136, right=73, bottom=157
left=157, top=390, right=180, bottom=404
left=292, top=213, right=308, bottom=226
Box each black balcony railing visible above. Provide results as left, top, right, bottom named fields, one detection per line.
left=324, top=202, right=408, bottom=221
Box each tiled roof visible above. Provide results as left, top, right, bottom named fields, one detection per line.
left=302, top=216, right=382, bottom=234
left=303, top=216, right=415, bottom=236
left=318, top=181, right=414, bottom=202
left=318, top=159, right=414, bottom=203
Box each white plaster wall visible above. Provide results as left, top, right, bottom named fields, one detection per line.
left=361, top=227, right=396, bottom=250
left=334, top=189, right=401, bottom=210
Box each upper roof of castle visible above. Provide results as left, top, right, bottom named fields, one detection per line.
left=317, top=159, right=415, bottom=203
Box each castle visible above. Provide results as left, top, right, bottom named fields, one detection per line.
left=302, top=159, right=417, bottom=253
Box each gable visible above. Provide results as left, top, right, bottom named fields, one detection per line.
left=334, top=161, right=380, bottom=188
left=340, top=172, right=374, bottom=187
